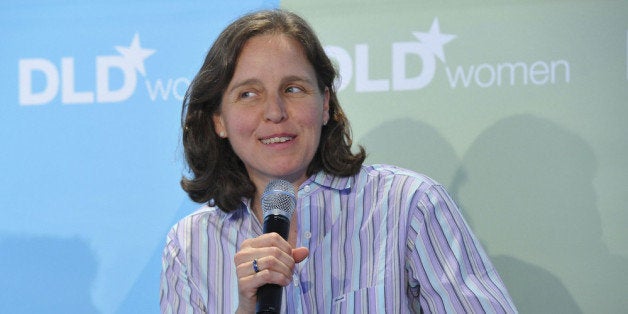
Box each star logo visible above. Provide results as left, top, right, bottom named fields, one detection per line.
left=115, top=33, right=155, bottom=76
left=412, top=18, right=456, bottom=63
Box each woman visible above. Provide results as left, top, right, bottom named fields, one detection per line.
left=161, top=9, right=516, bottom=313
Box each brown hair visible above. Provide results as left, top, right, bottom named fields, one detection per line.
left=181, top=9, right=365, bottom=212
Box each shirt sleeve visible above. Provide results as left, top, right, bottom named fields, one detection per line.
left=405, top=184, right=517, bottom=313
left=160, top=225, right=207, bottom=314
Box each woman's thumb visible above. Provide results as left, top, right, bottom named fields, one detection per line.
left=292, top=247, right=309, bottom=263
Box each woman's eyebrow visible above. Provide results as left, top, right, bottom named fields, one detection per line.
left=280, top=75, right=315, bottom=86
left=226, top=78, right=261, bottom=94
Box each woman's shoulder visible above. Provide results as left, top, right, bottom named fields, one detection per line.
left=359, top=163, right=440, bottom=186
left=166, top=202, right=236, bottom=237
left=183, top=202, right=220, bottom=221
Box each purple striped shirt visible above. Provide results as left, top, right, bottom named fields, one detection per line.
left=160, top=164, right=517, bottom=313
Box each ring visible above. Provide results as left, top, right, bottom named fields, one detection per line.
left=252, top=259, right=260, bottom=273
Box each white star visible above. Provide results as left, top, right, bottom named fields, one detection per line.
left=412, top=18, right=456, bottom=63
left=115, top=33, right=155, bottom=76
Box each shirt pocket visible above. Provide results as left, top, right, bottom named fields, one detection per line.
left=331, top=284, right=389, bottom=313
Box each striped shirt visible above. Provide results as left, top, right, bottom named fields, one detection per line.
left=160, top=164, right=517, bottom=313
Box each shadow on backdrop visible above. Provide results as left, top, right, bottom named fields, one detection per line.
left=452, top=114, right=628, bottom=313
left=358, top=118, right=459, bottom=185
left=492, top=255, right=581, bottom=313
left=0, top=235, right=99, bottom=313
left=116, top=197, right=200, bottom=313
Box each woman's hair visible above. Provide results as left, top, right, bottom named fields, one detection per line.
left=181, top=9, right=366, bottom=212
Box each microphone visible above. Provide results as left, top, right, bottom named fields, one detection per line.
left=256, top=179, right=296, bottom=314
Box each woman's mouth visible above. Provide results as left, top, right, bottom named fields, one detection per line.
left=260, top=136, right=294, bottom=144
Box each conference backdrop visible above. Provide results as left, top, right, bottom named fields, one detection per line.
left=1, top=0, right=626, bottom=313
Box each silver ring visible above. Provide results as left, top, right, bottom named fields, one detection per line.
left=252, top=259, right=260, bottom=273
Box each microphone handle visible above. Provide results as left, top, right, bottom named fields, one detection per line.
left=256, top=284, right=283, bottom=314
left=256, top=214, right=291, bottom=314
left=262, top=214, right=290, bottom=238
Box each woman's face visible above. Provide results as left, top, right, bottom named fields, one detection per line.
left=214, top=34, right=329, bottom=191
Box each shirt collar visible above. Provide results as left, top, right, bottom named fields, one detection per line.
left=308, top=170, right=353, bottom=191
left=223, top=170, right=354, bottom=220
left=221, top=199, right=250, bottom=221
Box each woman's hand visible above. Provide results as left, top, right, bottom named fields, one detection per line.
left=234, top=232, right=309, bottom=313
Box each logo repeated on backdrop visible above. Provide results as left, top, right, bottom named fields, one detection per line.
left=325, top=18, right=571, bottom=92
left=17, top=33, right=190, bottom=106
left=17, top=18, right=576, bottom=104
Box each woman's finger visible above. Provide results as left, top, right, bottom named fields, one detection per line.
left=235, top=250, right=295, bottom=279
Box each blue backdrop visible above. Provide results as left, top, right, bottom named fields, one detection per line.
left=0, top=1, right=278, bottom=313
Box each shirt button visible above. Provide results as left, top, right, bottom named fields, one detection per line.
left=304, top=231, right=312, bottom=239
left=304, top=185, right=310, bottom=192
left=293, top=275, right=299, bottom=286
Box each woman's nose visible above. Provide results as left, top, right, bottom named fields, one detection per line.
left=263, top=93, right=287, bottom=123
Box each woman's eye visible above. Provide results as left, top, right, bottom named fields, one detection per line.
left=285, top=86, right=304, bottom=94
left=239, top=91, right=256, bottom=99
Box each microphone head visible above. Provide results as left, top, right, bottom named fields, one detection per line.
left=261, top=179, right=296, bottom=219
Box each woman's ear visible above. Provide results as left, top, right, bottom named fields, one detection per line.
left=323, top=87, right=330, bottom=125
left=213, top=113, right=227, bottom=138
